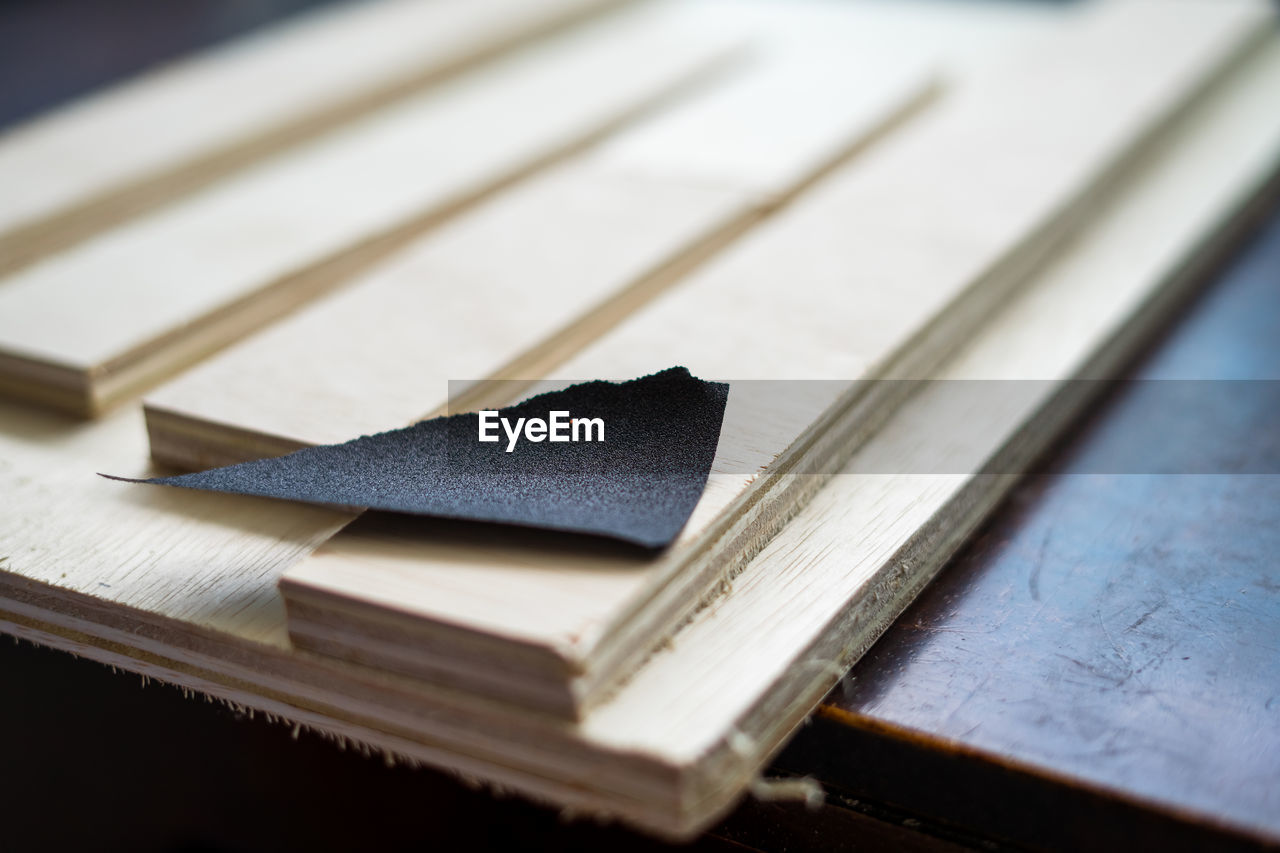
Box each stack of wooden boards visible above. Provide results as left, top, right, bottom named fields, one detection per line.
left=1, top=0, right=1278, bottom=839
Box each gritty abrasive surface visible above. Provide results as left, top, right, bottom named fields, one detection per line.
left=110, top=367, right=729, bottom=548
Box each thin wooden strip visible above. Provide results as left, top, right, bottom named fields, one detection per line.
left=0, top=4, right=739, bottom=417
left=141, top=43, right=935, bottom=471
left=2, top=28, right=1277, bottom=837
left=0, top=0, right=625, bottom=277
left=276, top=0, right=1273, bottom=719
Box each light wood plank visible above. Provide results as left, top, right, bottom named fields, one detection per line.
left=0, top=0, right=624, bottom=276
left=139, top=0, right=1073, bottom=468
left=276, top=0, right=1273, bottom=718
left=142, top=42, right=935, bottom=471
left=2, top=28, right=1277, bottom=836
left=0, top=3, right=739, bottom=416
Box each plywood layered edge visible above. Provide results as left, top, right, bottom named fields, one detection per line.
left=2, top=32, right=1279, bottom=835
left=275, top=0, right=1274, bottom=720
left=0, top=0, right=627, bottom=277
left=140, top=34, right=939, bottom=470
left=0, top=6, right=741, bottom=417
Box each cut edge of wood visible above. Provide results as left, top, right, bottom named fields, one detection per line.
left=140, top=58, right=941, bottom=464
left=0, top=0, right=632, bottom=279
left=271, top=14, right=1274, bottom=723
left=2, top=43, right=745, bottom=419
left=0, top=120, right=1276, bottom=840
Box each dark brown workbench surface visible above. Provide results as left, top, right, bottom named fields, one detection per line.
left=780, top=198, right=1280, bottom=852
left=2, top=2, right=1277, bottom=851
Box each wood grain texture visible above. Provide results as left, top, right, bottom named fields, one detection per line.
left=276, top=0, right=1274, bottom=719
left=141, top=38, right=936, bottom=470
left=0, top=0, right=624, bottom=276
left=3, top=29, right=1278, bottom=837
left=0, top=2, right=739, bottom=417
left=138, top=0, right=1068, bottom=469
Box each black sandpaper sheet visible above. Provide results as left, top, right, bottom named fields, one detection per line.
left=109, top=368, right=728, bottom=548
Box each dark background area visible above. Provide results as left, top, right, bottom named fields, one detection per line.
left=0, top=0, right=356, bottom=128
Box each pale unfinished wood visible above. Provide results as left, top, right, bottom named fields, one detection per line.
left=0, top=0, right=624, bottom=277
left=142, top=40, right=936, bottom=471
left=0, top=3, right=739, bottom=416
left=2, top=31, right=1277, bottom=836
left=275, top=0, right=1274, bottom=719
left=139, top=0, right=1065, bottom=469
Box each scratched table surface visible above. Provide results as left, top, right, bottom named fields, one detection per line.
left=776, top=194, right=1280, bottom=852
left=2, top=1, right=1279, bottom=851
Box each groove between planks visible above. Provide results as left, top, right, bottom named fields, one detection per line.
left=0, top=3, right=741, bottom=416
left=2, top=31, right=1278, bottom=832
left=273, top=0, right=1275, bottom=719
left=0, top=0, right=626, bottom=277
left=140, top=40, right=937, bottom=466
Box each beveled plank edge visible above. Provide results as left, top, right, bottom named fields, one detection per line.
left=268, top=14, right=1268, bottom=724
left=1, top=151, right=1275, bottom=841
left=534, top=7, right=1280, bottom=710
left=140, top=62, right=942, bottom=461
left=0, top=0, right=632, bottom=279
left=0, top=589, right=710, bottom=839
left=3, top=43, right=744, bottom=419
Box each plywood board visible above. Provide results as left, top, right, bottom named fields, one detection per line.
left=275, top=0, right=1274, bottom=718
left=2, top=31, right=1276, bottom=836
left=0, top=2, right=738, bottom=416
left=0, top=0, right=624, bottom=276
left=142, top=39, right=936, bottom=471
left=139, top=0, right=1071, bottom=469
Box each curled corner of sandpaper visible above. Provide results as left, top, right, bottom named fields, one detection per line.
left=102, top=367, right=729, bottom=549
